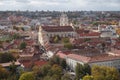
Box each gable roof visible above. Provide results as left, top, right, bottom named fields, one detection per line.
left=41, top=26, right=74, bottom=32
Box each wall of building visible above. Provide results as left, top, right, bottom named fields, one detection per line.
left=66, top=57, right=120, bottom=71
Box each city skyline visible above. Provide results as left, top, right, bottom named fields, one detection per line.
left=0, top=0, right=120, bottom=11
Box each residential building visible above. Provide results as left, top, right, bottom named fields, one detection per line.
left=99, top=25, right=119, bottom=38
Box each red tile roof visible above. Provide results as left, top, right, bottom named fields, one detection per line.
left=67, top=54, right=91, bottom=63
left=76, top=29, right=85, bottom=34
left=79, top=32, right=100, bottom=37
left=20, top=60, right=47, bottom=68
left=67, top=53, right=120, bottom=63
left=56, top=51, right=72, bottom=59
left=41, top=26, right=74, bottom=32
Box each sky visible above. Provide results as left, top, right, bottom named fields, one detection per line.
left=0, top=0, right=120, bottom=11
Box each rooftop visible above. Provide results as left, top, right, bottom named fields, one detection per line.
left=0, top=61, right=21, bottom=67
left=41, top=26, right=74, bottom=32
left=79, top=32, right=100, bottom=37
left=67, top=51, right=120, bottom=63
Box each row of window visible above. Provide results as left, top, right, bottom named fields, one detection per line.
left=47, top=32, right=75, bottom=37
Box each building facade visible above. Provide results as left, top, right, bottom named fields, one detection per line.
left=38, top=26, right=76, bottom=46
left=66, top=53, right=120, bottom=70
left=60, top=13, right=69, bottom=26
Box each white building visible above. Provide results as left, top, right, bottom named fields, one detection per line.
left=38, top=26, right=76, bottom=47
left=57, top=50, right=120, bottom=71
left=66, top=52, right=120, bottom=70
left=60, top=13, right=69, bottom=26
left=99, top=25, right=119, bottom=38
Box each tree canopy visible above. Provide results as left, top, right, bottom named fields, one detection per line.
left=20, top=42, right=27, bottom=49
left=75, top=63, right=91, bottom=80
left=0, top=65, right=9, bottom=79
left=91, top=65, right=120, bottom=80
left=0, top=52, right=16, bottom=63
left=19, top=72, right=35, bottom=80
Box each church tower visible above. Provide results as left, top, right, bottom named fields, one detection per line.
left=60, top=13, right=69, bottom=26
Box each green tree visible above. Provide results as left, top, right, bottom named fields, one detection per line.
left=7, top=74, right=18, bottom=80
left=40, top=64, right=51, bottom=76
left=84, top=38, right=91, bottom=42
left=61, top=73, right=72, bottom=80
left=0, top=52, right=16, bottom=63
left=64, top=43, right=73, bottom=49
left=51, top=74, right=60, bottom=80
left=62, top=38, right=69, bottom=43
left=54, top=36, right=59, bottom=43
left=84, top=64, right=91, bottom=75
left=75, top=63, right=84, bottom=80
left=0, top=65, right=9, bottom=79
left=13, top=33, right=20, bottom=39
left=20, top=42, right=27, bottom=49
left=43, top=75, right=60, bottom=80
left=49, top=55, right=60, bottom=65
left=60, top=59, right=67, bottom=69
left=83, top=75, right=94, bottom=80
left=19, top=72, right=35, bottom=80
left=92, top=65, right=120, bottom=80
left=50, top=64, right=62, bottom=77
left=9, top=62, right=17, bottom=75
left=43, top=76, right=51, bottom=80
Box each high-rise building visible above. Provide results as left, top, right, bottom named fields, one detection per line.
left=60, top=13, right=69, bottom=26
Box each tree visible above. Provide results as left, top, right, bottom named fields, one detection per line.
left=20, top=42, right=27, bottom=49
left=92, top=65, right=105, bottom=80
left=83, top=75, right=94, bottom=80
left=43, top=76, right=51, bottom=80
left=64, top=43, right=73, bottom=49
left=51, top=74, right=60, bottom=80
left=84, top=38, right=91, bottom=42
left=60, top=59, right=67, bottom=69
left=50, top=64, right=62, bottom=77
left=9, top=62, right=17, bottom=75
left=0, top=65, right=9, bottom=79
left=49, top=55, right=60, bottom=65
left=92, top=65, right=120, bottom=80
left=0, top=52, right=16, bottom=63
left=53, top=36, right=59, bottom=43
left=32, top=66, right=42, bottom=80
left=83, top=64, right=91, bottom=75
left=75, top=63, right=84, bottom=80
left=61, top=73, right=72, bottom=80
left=19, top=72, right=35, bottom=80
left=34, top=63, right=63, bottom=80
left=13, top=33, right=20, bottom=39
left=49, top=55, right=67, bottom=69
left=40, top=64, right=52, bottom=77
left=62, top=38, right=69, bottom=43
left=43, top=75, right=60, bottom=80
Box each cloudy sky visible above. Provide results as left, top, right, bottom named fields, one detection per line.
left=0, top=0, right=120, bottom=11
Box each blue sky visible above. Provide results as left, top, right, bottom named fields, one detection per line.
left=0, top=0, right=120, bottom=11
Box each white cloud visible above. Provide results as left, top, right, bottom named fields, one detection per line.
left=0, top=0, right=120, bottom=11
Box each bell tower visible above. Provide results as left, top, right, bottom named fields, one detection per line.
left=60, top=13, right=69, bottom=26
